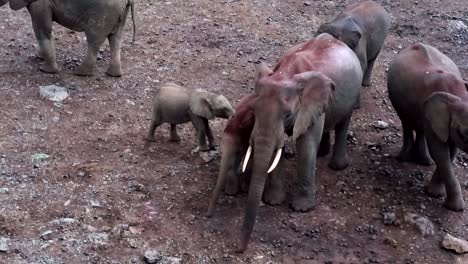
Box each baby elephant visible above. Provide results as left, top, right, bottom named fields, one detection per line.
left=388, top=43, right=468, bottom=212
left=317, top=0, right=391, bottom=86
left=146, top=83, right=235, bottom=151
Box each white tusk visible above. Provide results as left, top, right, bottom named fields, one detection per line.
left=267, top=148, right=282, bottom=173
left=242, top=146, right=252, bottom=173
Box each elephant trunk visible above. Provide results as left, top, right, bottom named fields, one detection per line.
left=207, top=136, right=238, bottom=217
left=238, top=137, right=275, bottom=252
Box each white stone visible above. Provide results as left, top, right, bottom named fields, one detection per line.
left=39, top=85, right=69, bottom=102
left=441, top=234, right=468, bottom=254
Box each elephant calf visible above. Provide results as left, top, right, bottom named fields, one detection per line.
left=1, top=0, right=136, bottom=77
left=388, top=43, right=468, bottom=212
left=317, top=0, right=391, bottom=86
left=146, top=83, right=235, bottom=151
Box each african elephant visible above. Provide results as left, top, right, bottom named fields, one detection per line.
left=146, top=83, right=235, bottom=151
left=231, top=33, right=363, bottom=252
left=317, top=0, right=390, bottom=87
left=0, top=0, right=136, bottom=77
left=206, top=94, right=256, bottom=217
left=388, top=43, right=468, bottom=212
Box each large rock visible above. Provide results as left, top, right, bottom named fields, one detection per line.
left=441, top=234, right=468, bottom=254
left=404, top=213, right=434, bottom=236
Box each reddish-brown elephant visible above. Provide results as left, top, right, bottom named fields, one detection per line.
left=211, top=33, right=363, bottom=252
left=388, top=43, right=468, bottom=212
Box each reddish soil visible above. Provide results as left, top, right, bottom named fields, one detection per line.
left=0, top=0, right=467, bottom=263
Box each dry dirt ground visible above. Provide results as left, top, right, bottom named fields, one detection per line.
left=1, top=0, right=468, bottom=263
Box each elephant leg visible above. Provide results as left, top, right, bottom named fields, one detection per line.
left=412, top=130, right=432, bottom=165
left=426, top=131, right=464, bottom=211
left=263, top=156, right=286, bottom=205
left=27, top=4, right=58, bottom=73
left=362, top=51, right=379, bottom=87
left=396, top=121, right=415, bottom=162
left=329, top=115, right=351, bottom=170
left=291, top=115, right=324, bottom=212
left=317, top=131, right=330, bottom=157
left=75, top=33, right=106, bottom=76
left=204, top=120, right=217, bottom=149
left=146, top=107, right=162, bottom=142
left=169, top=124, right=181, bottom=142
left=106, top=33, right=123, bottom=77
left=424, top=168, right=446, bottom=198
left=191, top=116, right=210, bottom=151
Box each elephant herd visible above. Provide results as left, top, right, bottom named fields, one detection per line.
left=2, top=0, right=467, bottom=254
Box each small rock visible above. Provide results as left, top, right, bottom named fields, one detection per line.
left=441, top=233, right=468, bottom=254
left=404, top=213, right=434, bottom=236
left=0, top=237, right=9, bottom=252
left=31, top=153, right=49, bottom=163
left=383, top=237, right=398, bottom=248
left=39, top=85, right=69, bottom=102
left=303, top=1, right=311, bottom=6
left=448, top=20, right=467, bottom=32
left=40, top=230, right=53, bottom=240
left=199, top=149, right=219, bottom=163
left=374, top=120, right=389, bottom=129
left=0, top=188, right=9, bottom=194
left=88, top=233, right=109, bottom=245
left=51, top=218, right=77, bottom=225
left=144, top=250, right=162, bottom=263
left=90, top=201, right=102, bottom=208
left=383, top=212, right=396, bottom=225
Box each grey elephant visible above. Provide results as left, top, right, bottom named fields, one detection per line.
left=0, top=0, right=136, bottom=77
left=317, top=0, right=390, bottom=87
left=388, top=43, right=468, bottom=212
left=146, top=83, right=235, bottom=151
left=210, top=33, right=362, bottom=252
left=206, top=94, right=256, bottom=217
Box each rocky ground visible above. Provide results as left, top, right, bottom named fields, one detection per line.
left=0, top=0, right=468, bottom=263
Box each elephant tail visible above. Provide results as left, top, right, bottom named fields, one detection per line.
left=128, top=0, right=136, bottom=43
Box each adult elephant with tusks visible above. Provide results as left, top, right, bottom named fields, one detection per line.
left=232, top=33, right=363, bottom=252
left=0, top=0, right=136, bottom=77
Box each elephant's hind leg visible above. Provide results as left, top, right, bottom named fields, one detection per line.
left=27, top=3, right=58, bottom=73
left=169, top=124, right=181, bottom=142
left=106, top=33, right=123, bottom=77
left=396, top=120, right=415, bottom=163
left=75, top=33, right=106, bottom=76
left=329, top=115, right=351, bottom=170
left=412, top=130, right=433, bottom=165
left=146, top=106, right=162, bottom=142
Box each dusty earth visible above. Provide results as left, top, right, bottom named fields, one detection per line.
left=1, top=0, right=468, bottom=263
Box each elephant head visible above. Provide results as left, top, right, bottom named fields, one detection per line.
left=237, top=62, right=335, bottom=252
left=317, top=17, right=363, bottom=52
left=0, top=0, right=35, bottom=10
left=189, top=90, right=235, bottom=120
left=424, top=90, right=468, bottom=152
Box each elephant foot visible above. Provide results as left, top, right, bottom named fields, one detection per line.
left=424, top=183, right=445, bottom=198
left=444, top=196, right=465, bottom=212
left=106, top=65, right=122, bottom=77
left=39, top=63, right=59, bottom=74
left=412, top=152, right=433, bottom=166
left=362, top=78, right=371, bottom=87
left=263, top=186, right=285, bottom=205
left=291, top=195, right=315, bottom=212
left=328, top=156, right=350, bottom=171
left=169, top=135, right=181, bottom=142
left=75, top=66, right=96, bottom=76
left=396, top=151, right=412, bottom=163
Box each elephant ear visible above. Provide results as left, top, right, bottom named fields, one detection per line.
left=9, top=0, right=36, bottom=10
left=341, top=20, right=362, bottom=50
left=190, top=90, right=215, bottom=120
left=292, top=71, right=335, bottom=141
left=423, top=92, right=461, bottom=142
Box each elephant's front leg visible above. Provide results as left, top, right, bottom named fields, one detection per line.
left=263, top=155, right=286, bottom=205
left=190, top=115, right=210, bottom=151
left=27, top=4, right=58, bottom=73
left=426, top=131, right=464, bottom=211
left=329, top=114, right=351, bottom=170
left=204, top=120, right=217, bottom=150
left=75, top=33, right=106, bottom=76
left=292, top=115, right=324, bottom=212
